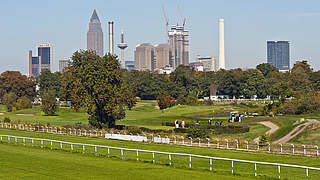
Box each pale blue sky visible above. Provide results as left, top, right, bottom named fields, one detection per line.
left=1, top=0, right=320, bottom=74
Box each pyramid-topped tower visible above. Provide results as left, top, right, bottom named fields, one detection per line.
left=87, top=9, right=104, bottom=56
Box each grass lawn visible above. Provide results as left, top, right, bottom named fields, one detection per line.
left=0, top=144, right=255, bottom=180
left=0, top=128, right=319, bottom=179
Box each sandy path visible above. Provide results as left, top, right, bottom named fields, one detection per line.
left=254, top=121, right=279, bottom=142
left=273, top=119, right=318, bottom=144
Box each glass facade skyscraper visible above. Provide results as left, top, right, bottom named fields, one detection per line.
left=267, top=41, right=290, bottom=70
left=28, top=44, right=52, bottom=77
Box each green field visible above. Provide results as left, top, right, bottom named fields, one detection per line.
left=0, top=128, right=319, bottom=179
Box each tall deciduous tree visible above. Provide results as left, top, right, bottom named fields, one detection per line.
left=41, top=90, right=58, bottom=116
left=0, top=71, right=36, bottom=101
left=37, top=69, right=62, bottom=97
left=2, top=92, right=18, bottom=112
left=70, top=50, right=135, bottom=128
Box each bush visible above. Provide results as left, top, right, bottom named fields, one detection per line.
left=188, top=126, right=209, bottom=138
left=1, top=92, right=18, bottom=112
left=3, top=117, right=10, bottom=123
left=16, top=96, right=32, bottom=110
left=125, top=126, right=142, bottom=134
left=41, top=90, right=58, bottom=116
left=157, top=94, right=175, bottom=110
left=259, top=134, right=270, bottom=145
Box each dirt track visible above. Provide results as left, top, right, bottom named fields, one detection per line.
left=254, top=121, right=279, bottom=142
left=273, top=119, right=318, bottom=144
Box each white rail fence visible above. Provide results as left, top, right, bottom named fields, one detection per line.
left=1, top=135, right=319, bottom=179
left=0, top=122, right=319, bottom=157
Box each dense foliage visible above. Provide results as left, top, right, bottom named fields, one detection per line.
left=157, top=94, right=175, bottom=110
left=62, top=50, right=136, bottom=128
left=41, top=90, right=58, bottom=116
left=37, top=69, right=62, bottom=97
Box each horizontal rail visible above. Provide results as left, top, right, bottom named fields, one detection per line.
left=1, top=134, right=320, bottom=172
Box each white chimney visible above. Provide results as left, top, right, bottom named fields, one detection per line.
left=218, top=18, right=225, bottom=70
left=108, top=21, right=114, bottom=55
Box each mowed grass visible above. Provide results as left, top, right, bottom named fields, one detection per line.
left=1, top=128, right=320, bottom=179
left=0, top=144, right=256, bottom=180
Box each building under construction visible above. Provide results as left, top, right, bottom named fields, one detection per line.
left=168, top=25, right=189, bottom=68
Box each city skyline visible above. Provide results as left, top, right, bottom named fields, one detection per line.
left=1, top=0, right=320, bottom=74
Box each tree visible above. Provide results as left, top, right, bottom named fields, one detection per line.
left=41, top=90, right=58, bottom=116
left=157, top=94, right=175, bottom=110
left=16, top=96, right=32, bottom=110
left=0, top=71, right=36, bottom=101
left=37, top=69, right=62, bottom=97
left=256, top=63, right=278, bottom=77
left=70, top=50, right=135, bottom=128
left=2, top=92, right=18, bottom=112
left=170, top=65, right=198, bottom=97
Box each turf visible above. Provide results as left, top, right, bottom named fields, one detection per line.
left=0, top=128, right=319, bottom=179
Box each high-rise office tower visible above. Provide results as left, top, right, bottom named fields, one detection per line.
left=267, top=41, right=290, bottom=71
left=168, top=25, right=189, bottom=68
left=87, top=9, right=104, bottom=56
left=38, top=44, right=52, bottom=72
left=218, top=18, right=225, bottom=70
left=134, top=43, right=155, bottom=71
left=28, top=44, right=52, bottom=77
left=154, top=44, right=171, bottom=70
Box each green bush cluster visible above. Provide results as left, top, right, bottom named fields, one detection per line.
left=1, top=92, right=32, bottom=112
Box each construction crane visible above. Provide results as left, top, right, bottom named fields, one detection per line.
left=162, top=5, right=169, bottom=43
left=178, top=5, right=187, bottom=65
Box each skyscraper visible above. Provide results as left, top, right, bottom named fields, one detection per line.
left=154, top=44, right=171, bottom=70
left=87, top=9, right=104, bottom=57
left=267, top=41, right=290, bottom=71
left=28, top=44, right=52, bottom=77
left=168, top=25, right=189, bottom=68
left=134, top=43, right=154, bottom=71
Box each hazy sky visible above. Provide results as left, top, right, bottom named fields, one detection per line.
left=1, top=0, right=320, bottom=74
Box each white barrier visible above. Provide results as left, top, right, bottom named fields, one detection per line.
left=0, top=134, right=319, bottom=179
left=105, top=133, right=147, bottom=142
left=153, top=137, right=170, bottom=144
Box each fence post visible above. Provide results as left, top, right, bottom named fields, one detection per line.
left=257, top=141, right=259, bottom=151
left=210, top=158, right=212, bottom=171
left=121, top=149, right=123, bottom=159
left=280, top=143, right=283, bottom=153
left=206, top=138, right=210, bottom=147
left=0, top=136, right=2, bottom=143
left=41, top=140, right=43, bottom=148
left=32, top=139, right=34, bottom=147
left=254, top=163, right=257, bottom=176
left=169, top=154, right=171, bottom=165
left=189, top=155, right=192, bottom=168
left=189, top=137, right=192, bottom=146
left=82, top=145, right=85, bottom=153
left=306, top=168, right=309, bottom=180
left=216, top=139, right=220, bottom=148
left=292, top=144, right=295, bottom=155
left=182, top=137, right=184, bottom=145
left=198, top=138, right=201, bottom=147
left=108, top=148, right=110, bottom=158
left=136, top=150, right=139, bottom=161
left=174, top=136, right=176, bottom=144
left=95, top=146, right=98, bottom=155
left=23, top=138, right=25, bottom=146
left=226, top=139, right=229, bottom=149
left=71, top=144, right=73, bottom=152
left=268, top=143, right=271, bottom=152
left=303, top=145, right=306, bottom=156
left=15, top=137, right=17, bottom=144
left=315, top=146, right=319, bottom=156
left=232, top=160, right=234, bottom=174
left=246, top=141, right=249, bottom=151
left=60, top=142, right=63, bottom=150
left=278, top=165, right=281, bottom=179
left=8, top=136, right=10, bottom=143
left=50, top=141, right=53, bottom=149
left=152, top=152, right=155, bottom=163
left=236, top=140, right=239, bottom=149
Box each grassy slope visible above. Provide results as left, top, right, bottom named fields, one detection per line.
left=0, top=144, right=255, bottom=180
left=0, top=128, right=319, bottom=179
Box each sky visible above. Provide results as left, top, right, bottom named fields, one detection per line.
left=1, top=0, right=320, bottom=74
